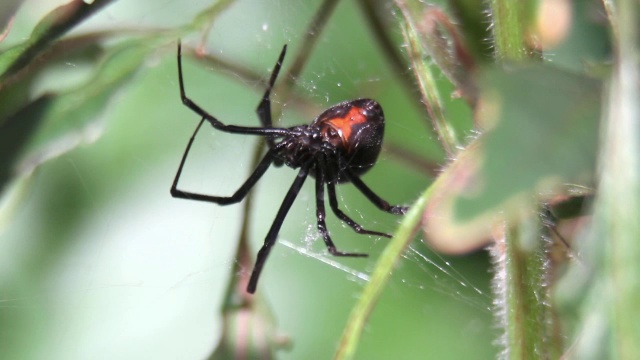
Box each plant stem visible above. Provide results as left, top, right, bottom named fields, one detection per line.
left=601, top=0, right=640, bottom=357
left=334, top=178, right=438, bottom=360
left=492, top=213, right=558, bottom=360
left=395, top=0, right=460, bottom=155
left=487, top=1, right=552, bottom=358
left=488, top=0, right=538, bottom=61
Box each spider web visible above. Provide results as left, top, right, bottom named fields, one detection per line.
left=280, top=228, right=492, bottom=313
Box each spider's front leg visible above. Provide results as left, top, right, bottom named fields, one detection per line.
left=176, top=41, right=289, bottom=137
left=170, top=117, right=276, bottom=205
left=255, top=45, right=288, bottom=151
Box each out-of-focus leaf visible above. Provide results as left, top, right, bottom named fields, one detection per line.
left=421, top=140, right=497, bottom=254
left=456, top=65, right=601, bottom=220
left=0, top=0, right=114, bottom=83
left=557, top=1, right=640, bottom=357
left=0, top=37, right=104, bottom=121
left=0, top=41, right=151, bottom=193
left=0, top=95, right=52, bottom=190
left=423, top=65, right=601, bottom=254
left=0, top=1, right=22, bottom=36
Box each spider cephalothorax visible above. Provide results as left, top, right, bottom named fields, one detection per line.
left=171, top=42, right=407, bottom=293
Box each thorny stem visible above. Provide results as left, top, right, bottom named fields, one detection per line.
left=395, top=0, right=460, bottom=155
left=487, top=1, right=554, bottom=359
left=491, top=214, right=558, bottom=360
left=488, top=0, right=539, bottom=61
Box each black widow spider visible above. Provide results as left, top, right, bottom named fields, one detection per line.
left=171, top=41, right=408, bottom=293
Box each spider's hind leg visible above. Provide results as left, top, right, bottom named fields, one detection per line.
left=327, top=182, right=392, bottom=238
left=315, top=167, right=369, bottom=257
left=346, top=169, right=409, bottom=215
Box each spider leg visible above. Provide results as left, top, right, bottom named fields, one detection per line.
left=345, top=169, right=409, bottom=215
left=255, top=45, right=287, bottom=151
left=177, top=41, right=289, bottom=137
left=248, top=165, right=310, bottom=294
left=327, top=182, right=392, bottom=238
left=316, top=167, right=369, bottom=258
left=170, top=117, right=275, bottom=205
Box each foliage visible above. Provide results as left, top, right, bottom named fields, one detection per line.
left=1, top=1, right=634, bottom=360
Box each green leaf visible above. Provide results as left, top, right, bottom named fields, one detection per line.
left=0, top=41, right=150, bottom=193
left=456, top=65, right=602, bottom=220
left=0, top=0, right=115, bottom=82
left=0, top=95, right=52, bottom=190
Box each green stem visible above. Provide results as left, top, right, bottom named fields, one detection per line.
left=488, top=0, right=538, bottom=61
left=395, top=0, right=460, bottom=155
left=602, top=0, right=640, bottom=357
left=487, top=1, right=552, bottom=358
left=492, top=213, right=557, bottom=360
left=334, top=178, right=438, bottom=360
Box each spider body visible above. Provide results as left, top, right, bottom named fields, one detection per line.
left=276, top=98, right=384, bottom=182
left=171, top=42, right=407, bottom=293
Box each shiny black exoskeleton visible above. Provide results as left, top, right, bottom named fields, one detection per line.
left=171, top=42, right=407, bottom=293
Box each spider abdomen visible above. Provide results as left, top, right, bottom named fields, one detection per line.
left=274, top=99, right=385, bottom=183
left=314, top=98, right=385, bottom=179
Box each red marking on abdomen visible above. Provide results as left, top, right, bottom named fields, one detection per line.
left=327, top=107, right=367, bottom=145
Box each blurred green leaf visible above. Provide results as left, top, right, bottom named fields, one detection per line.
left=456, top=65, right=602, bottom=220
left=0, top=1, right=22, bottom=38
left=0, top=0, right=115, bottom=83
left=0, top=41, right=151, bottom=193
left=556, top=1, right=640, bottom=358
left=0, top=94, right=51, bottom=190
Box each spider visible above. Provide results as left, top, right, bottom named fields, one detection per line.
left=171, top=41, right=408, bottom=293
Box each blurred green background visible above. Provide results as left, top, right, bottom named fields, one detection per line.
left=0, top=0, right=502, bottom=359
